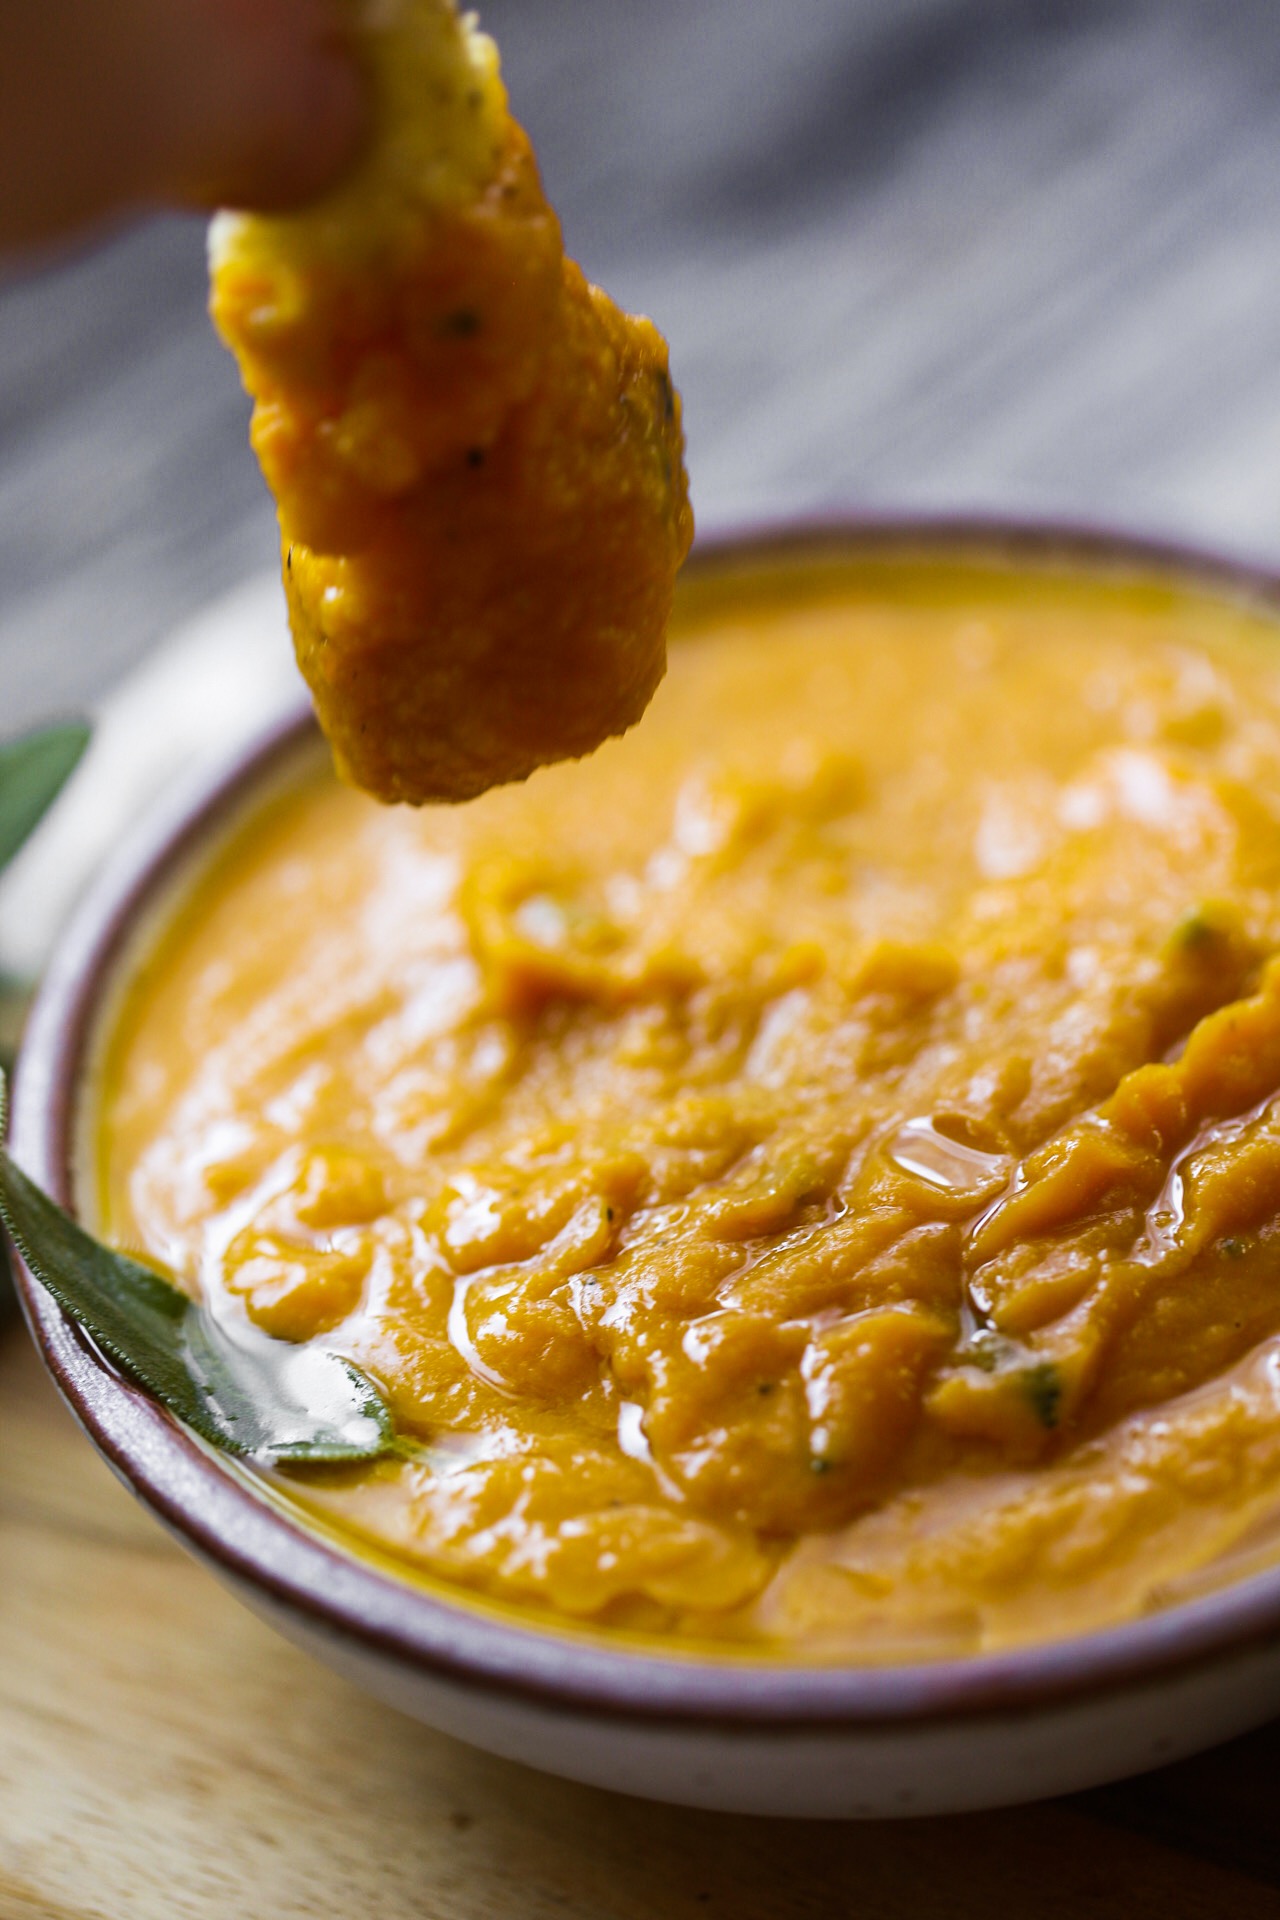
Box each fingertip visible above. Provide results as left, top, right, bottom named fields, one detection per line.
left=173, top=16, right=372, bottom=217
left=258, top=39, right=371, bottom=210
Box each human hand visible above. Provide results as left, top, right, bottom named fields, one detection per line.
left=0, top=0, right=367, bottom=254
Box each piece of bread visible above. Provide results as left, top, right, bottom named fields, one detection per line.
left=210, top=0, right=693, bottom=804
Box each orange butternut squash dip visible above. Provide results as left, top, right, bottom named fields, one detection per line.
left=96, top=547, right=1280, bottom=1656
left=209, top=0, right=692, bottom=804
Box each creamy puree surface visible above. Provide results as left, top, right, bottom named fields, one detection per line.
left=95, top=550, right=1280, bottom=1657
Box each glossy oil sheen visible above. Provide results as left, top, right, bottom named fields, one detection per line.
left=93, top=547, right=1280, bottom=1659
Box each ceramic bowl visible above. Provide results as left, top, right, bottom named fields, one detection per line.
left=15, top=516, right=1280, bottom=1819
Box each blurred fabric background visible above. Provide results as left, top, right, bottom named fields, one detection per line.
left=4, top=0, right=1280, bottom=730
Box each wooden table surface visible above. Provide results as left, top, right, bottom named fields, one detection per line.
left=7, top=0, right=1280, bottom=728
left=9, top=1, right=1280, bottom=1911
left=6, top=1327, right=1280, bottom=1919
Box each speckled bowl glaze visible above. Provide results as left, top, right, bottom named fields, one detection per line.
left=15, top=517, right=1280, bottom=1818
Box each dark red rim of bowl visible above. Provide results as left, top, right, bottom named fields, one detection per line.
left=15, top=511, right=1280, bottom=1732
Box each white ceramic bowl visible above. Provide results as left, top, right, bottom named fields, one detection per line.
left=15, top=517, right=1280, bottom=1817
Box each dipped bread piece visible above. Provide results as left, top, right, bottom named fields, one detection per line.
left=210, top=0, right=692, bottom=804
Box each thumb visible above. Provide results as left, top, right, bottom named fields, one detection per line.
left=0, top=0, right=368, bottom=255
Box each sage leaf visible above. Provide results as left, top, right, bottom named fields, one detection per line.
left=0, top=722, right=90, bottom=1325
left=0, top=722, right=90, bottom=873
left=0, top=1126, right=396, bottom=1464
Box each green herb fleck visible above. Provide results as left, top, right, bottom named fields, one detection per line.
left=1024, top=1361, right=1063, bottom=1430
left=1171, top=903, right=1238, bottom=957
left=1177, top=912, right=1217, bottom=950
left=965, top=1327, right=1018, bottom=1374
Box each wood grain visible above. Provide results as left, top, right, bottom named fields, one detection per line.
left=8, top=2, right=1280, bottom=1910
left=7, top=1, right=1280, bottom=730
left=2, top=1326, right=1280, bottom=1919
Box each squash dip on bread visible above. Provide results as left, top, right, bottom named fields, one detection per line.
left=95, top=545, right=1280, bottom=1656
left=210, top=0, right=692, bottom=804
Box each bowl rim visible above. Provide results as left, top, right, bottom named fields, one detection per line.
left=15, top=508, right=1280, bottom=1732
